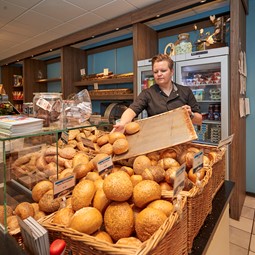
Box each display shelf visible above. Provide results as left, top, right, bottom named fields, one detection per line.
left=74, top=76, right=133, bottom=86
left=202, top=120, right=221, bottom=124
left=90, top=94, right=134, bottom=100
left=35, top=78, right=61, bottom=83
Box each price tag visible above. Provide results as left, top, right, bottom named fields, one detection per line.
left=93, top=83, right=98, bottom=90
left=193, top=150, right=203, bottom=173
left=36, top=97, right=52, bottom=111
left=60, top=131, right=69, bottom=144
left=97, top=155, right=113, bottom=174
left=217, top=134, right=234, bottom=149
left=103, top=68, right=109, bottom=76
left=173, top=163, right=186, bottom=197
left=80, top=68, right=86, bottom=76
left=53, top=174, right=76, bottom=199
left=81, top=137, right=95, bottom=149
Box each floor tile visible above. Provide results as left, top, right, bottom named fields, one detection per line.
left=244, top=196, right=255, bottom=209
left=230, top=243, right=248, bottom=255
left=230, top=226, right=251, bottom=249
left=241, top=206, right=255, bottom=220
left=229, top=216, right=253, bottom=233
left=250, top=234, right=255, bottom=252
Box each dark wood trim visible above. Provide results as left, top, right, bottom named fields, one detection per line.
left=241, top=0, right=249, bottom=14
left=45, top=57, right=61, bottom=65
left=74, top=77, right=133, bottom=86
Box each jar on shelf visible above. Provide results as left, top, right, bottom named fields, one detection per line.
left=174, top=33, right=192, bottom=55
left=33, top=92, right=63, bottom=128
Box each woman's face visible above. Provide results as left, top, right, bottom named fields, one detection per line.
left=153, top=60, right=174, bottom=87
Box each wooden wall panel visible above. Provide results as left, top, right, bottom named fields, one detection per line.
left=133, top=23, right=158, bottom=98
left=61, top=46, right=86, bottom=99
left=229, top=0, right=247, bottom=220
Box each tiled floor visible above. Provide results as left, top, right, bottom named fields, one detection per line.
left=230, top=195, right=255, bottom=255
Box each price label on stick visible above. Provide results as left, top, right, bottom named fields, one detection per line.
left=54, top=174, right=76, bottom=199
left=97, top=155, right=113, bottom=174
left=217, top=134, right=234, bottom=149
left=193, top=150, right=203, bottom=173
left=173, top=163, right=186, bottom=197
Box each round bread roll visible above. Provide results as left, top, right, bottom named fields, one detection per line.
left=113, top=138, right=129, bottom=155
left=165, top=166, right=181, bottom=186
left=159, top=182, right=173, bottom=191
left=116, top=237, right=142, bottom=246
left=73, top=163, right=93, bottom=180
left=103, top=171, right=133, bottom=202
left=31, top=203, right=40, bottom=214
left=93, top=188, right=111, bottom=213
left=146, top=151, right=161, bottom=161
left=130, top=174, right=143, bottom=187
left=141, top=165, right=165, bottom=183
left=120, top=166, right=134, bottom=176
left=160, top=148, right=177, bottom=159
left=94, top=179, right=104, bottom=190
left=15, top=202, right=34, bottom=220
left=34, top=211, right=46, bottom=221
left=32, top=180, right=53, bottom=202
left=125, top=122, right=140, bottom=135
left=39, top=190, right=62, bottom=213
left=133, top=180, right=161, bottom=208
left=52, top=207, right=74, bottom=226
left=104, top=202, right=134, bottom=242
left=72, top=152, right=90, bottom=168
left=99, top=143, right=113, bottom=155
left=108, top=132, right=126, bottom=144
left=157, top=157, right=180, bottom=170
left=188, top=167, right=206, bottom=183
left=85, top=171, right=102, bottom=182
left=147, top=199, right=174, bottom=217
left=135, top=207, right=167, bottom=242
left=97, top=134, right=110, bottom=147
left=0, top=205, right=13, bottom=224
left=71, top=179, right=96, bottom=211
left=133, top=155, right=151, bottom=175
left=91, top=153, right=109, bottom=169
left=93, top=231, right=113, bottom=244
left=208, top=151, right=218, bottom=164
left=69, top=207, right=102, bottom=234
left=7, top=215, right=19, bottom=232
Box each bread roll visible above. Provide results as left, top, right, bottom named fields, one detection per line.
left=73, top=163, right=93, bottom=179
left=0, top=205, right=13, bottom=224
left=112, top=139, right=129, bottom=155
left=97, top=134, right=110, bottom=147
left=108, top=132, right=126, bottom=144
left=39, top=190, right=62, bottom=213
left=15, top=202, right=34, bottom=220
left=69, top=207, right=102, bottom=234
left=32, top=180, right=53, bottom=202
left=147, top=199, right=174, bottom=217
left=116, top=237, right=142, bottom=246
left=52, top=207, right=74, bottom=226
left=99, top=143, right=113, bottom=155
left=141, top=165, right=165, bottom=183
left=7, top=215, right=19, bottom=232
left=133, top=155, right=151, bottom=175
left=93, top=231, right=113, bottom=243
left=125, top=122, right=140, bottom=135
left=93, top=188, right=111, bottom=213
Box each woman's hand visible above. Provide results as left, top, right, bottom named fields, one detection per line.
left=111, top=122, right=125, bottom=133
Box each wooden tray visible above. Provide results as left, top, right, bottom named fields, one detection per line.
left=113, top=107, right=197, bottom=161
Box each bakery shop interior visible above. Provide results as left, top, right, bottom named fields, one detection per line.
left=0, top=0, right=254, bottom=254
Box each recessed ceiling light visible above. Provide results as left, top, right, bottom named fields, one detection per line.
left=200, top=0, right=206, bottom=3
left=156, top=14, right=160, bottom=18
left=91, top=35, right=95, bottom=38
left=115, top=27, right=119, bottom=31
left=49, top=49, right=53, bottom=52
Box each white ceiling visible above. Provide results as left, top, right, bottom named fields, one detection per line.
left=0, top=0, right=229, bottom=62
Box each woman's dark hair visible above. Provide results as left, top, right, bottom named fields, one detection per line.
left=151, top=54, right=174, bottom=70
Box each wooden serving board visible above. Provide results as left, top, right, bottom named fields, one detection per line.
left=113, top=107, right=198, bottom=161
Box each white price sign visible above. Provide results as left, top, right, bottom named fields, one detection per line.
left=97, top=155, right=113, bottom=174
left=53, top=174, right=76, bottom=199
left=217, top=134, right=234, bottom=149
left=173, top=163, right=186, bottom=197
left=193, top=150, right=203, bottom=173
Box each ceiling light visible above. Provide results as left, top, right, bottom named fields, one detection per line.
left=91, top=35, right=95, bottom=38
left=200, top=0, right=206, bottom=3
left=156, top=14, right=160, bottom=18
left=115, top=28, right=119, bottom=31
left=49, top=49, right=53, bottom=52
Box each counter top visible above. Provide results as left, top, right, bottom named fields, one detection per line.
left=190, top=180, right=235, bottom=255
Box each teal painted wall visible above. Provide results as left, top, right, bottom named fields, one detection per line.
left=246, top=0, right=255, bottom=193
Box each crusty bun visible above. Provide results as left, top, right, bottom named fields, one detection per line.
left=34, top=211, right=46, bottom=221
left=69, top=207, right=102, bottom=234
left=141, top=165, right=165, bottom=183
left=116, top=237, right=142, bottom=246
left=130, top=174, right=143, bottom=187
left=112, top=138, right=129, bottom=155
left=52, top=207, right=74, bottom=226
left=133, top=180, right=161, bottom=208
left=99, top=143, right=113, bottom=155
left=93, top=188, right=111, bottom=213
left=135, top=207, right=167, bottom=242
left=147, top=199, right=174, bottom=217
left=104, top=201, right=134, bottom=242
left=133, top=155, right=151, bottom=175
left=108, top=132, right=126, bottom=144
left=125, top=122, right=140, bottom=135
left=15, top=202, right=34, bottom=220
left=73, top=163, right=93, bottom=180
left=38, top=190, right=62, bottom=213
left=103, top=171, right=133, bottom=202
left=0, top=205, right=13, bottom=224
left=71, top=179, right=96, bottom=211
left=7, top=215, right=19, bottom=232
left=93, top=230, right=113, bottom=243
left=32, top=180, right=53, bottom=202
left=97, top=134, right=110, bottom=147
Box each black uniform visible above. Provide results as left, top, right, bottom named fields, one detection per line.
left=129, top=83, right=200, bottom=117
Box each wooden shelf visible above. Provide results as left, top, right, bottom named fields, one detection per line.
left=90, top=94, right=134, bottom=100
left=35, top=78, right=61, bottom=83
left=74, top=77, right=133, bottom=86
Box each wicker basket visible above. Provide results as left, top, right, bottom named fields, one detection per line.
left=162, top=166, right=212, bottom=253
left=40, top=197, right=187, bottom=255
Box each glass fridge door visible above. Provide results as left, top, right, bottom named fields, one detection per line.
left=175, top=55, right=229, bottom=145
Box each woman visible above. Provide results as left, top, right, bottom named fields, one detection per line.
left=113, top=54, right=202, bottom=132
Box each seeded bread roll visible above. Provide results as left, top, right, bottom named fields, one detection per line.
left=125, top=122, right=140, bottom=135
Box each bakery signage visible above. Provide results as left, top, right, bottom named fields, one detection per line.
left=173, top=163, right=186, bottom=197
left=193, top=150, right=204, bottom=173
left=97, top=155, right=113, bottom=174
left=53, top=174, right=76, bottom=199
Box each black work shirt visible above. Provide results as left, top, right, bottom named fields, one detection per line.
left=129, top=82, right=200, bottom=117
